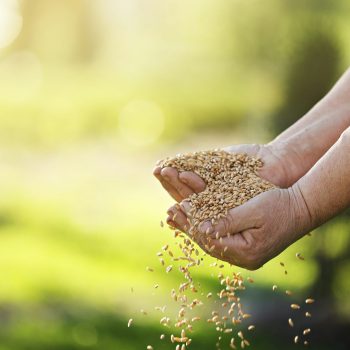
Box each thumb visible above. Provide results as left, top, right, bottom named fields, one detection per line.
left=179, top=171, right=206, bottom=193
left=199, top=196, right=262, bottom=239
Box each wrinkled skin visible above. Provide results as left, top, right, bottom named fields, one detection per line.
left=153, top=68, right=350, bottom=269
left=153, top=144, right=311, bottom=270
left=165, top=185, right=310, bottom=270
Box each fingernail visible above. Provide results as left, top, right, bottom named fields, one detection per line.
left=168, top=220, right=176, bottom=228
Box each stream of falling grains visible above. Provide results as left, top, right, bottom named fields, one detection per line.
left=132, top=150, right=315, bottom=349
left=278, top=254, right=315, bottom=347
left=154, top=226, right=254, bottom=350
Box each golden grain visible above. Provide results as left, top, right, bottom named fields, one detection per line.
left=303, top=328, right=311, bottom=335
left=305, top=298, right=315, bottom=304
left=296, top=252, right=304, bottom=260
left=158, top=151, right=276, bottom=234
left=153, top=151, right=295, bottom=350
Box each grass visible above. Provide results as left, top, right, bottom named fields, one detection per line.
left=0, top=139, right=347, bottom=349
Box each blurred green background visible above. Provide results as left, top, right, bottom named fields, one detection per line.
left=0, top=0, right=350, bottom=349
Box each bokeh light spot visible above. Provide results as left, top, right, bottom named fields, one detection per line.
left=0, top=0, right=22, bottom=49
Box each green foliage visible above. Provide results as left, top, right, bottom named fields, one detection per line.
left=1, top=1, right=350, bottom=348
left=271, top=22, right=342, bottom=134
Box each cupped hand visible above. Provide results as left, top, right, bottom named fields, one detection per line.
left=166, top=184, right=311, bottom=270
left=153, top=143, right=293, bottom=203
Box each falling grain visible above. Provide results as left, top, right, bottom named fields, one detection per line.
left=296, top=252, right=305, bottom=260
left=305, top=298, right=315, bottom=304
left=303, top=328, right=311, bottom=335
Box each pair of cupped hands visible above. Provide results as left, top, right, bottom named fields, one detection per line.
left=153, top=144, right=310, bottom=270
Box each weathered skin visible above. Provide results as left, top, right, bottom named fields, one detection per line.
left=154, top=68, right=350, bottom=269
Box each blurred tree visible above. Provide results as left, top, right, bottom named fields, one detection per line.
left=270, top=20, right=350, bottom=323
left=271, top=24, right=342, bottom=134
left=16, top=0, right=96, bottom=63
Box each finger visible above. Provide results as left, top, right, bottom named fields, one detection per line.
left=153, top=166, right=183, bottom=202
left=169, top=206, right=191, bottom=232
left=179, top=171, right=206, bottom=193
left=179, top=200, right=194, bottom=214
left=168, top=206, right=208, bottom=248
left=166, top=206, right=183, bottom=230
left=179, top=200, right=213, bottom=248
left=179, top=200, right=198, bottom=224
left=180, top=201, right=231, bottom=239
left=161, top=167, right=194, bottom=199
left=166, top=215, right=179, bottom=229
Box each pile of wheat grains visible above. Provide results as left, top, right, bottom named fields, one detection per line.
left=158, top=150, right=276, bottom=233
left=130, top=150, right=314, bottom=349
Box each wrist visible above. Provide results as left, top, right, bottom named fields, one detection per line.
left=265, top=140, right=307, bottom=187
left=286, top=183, right=314, bottom=239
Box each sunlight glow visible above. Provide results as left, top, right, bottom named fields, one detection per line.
left=0, top=0, right=22, bottom=49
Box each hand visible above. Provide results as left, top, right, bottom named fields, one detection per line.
left=166, top=184, right=311, bottom=270
left=153, top=143, right=294, bottom=203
